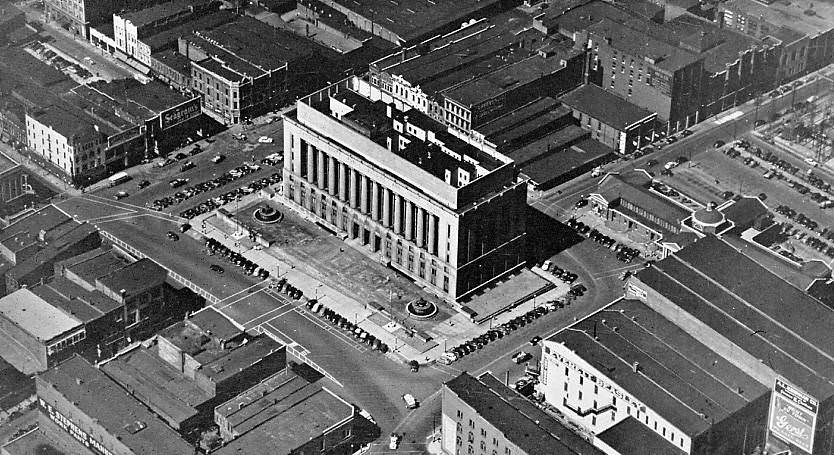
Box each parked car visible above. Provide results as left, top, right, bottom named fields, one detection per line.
left=258, top=136, right=274, bottom=143
left=402, top=393, right=419, bottom=409
left=166, top=231, right=179, bottom=241
left=180, top=161, right=195, bottom=171
left=713, top=140, right=726, bottom=148
left=114, top=191, right=129, bottom=200
left=210, top=264, right=224, bottom=274
left=212, top=154, right=225, bottom=164
left=137, top=180, right=151, bottom=189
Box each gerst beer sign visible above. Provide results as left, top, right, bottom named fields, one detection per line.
left=769, top=377, right=818, bottom=454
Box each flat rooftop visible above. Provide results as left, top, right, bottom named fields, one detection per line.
left=327, top=88, right=506, bottom=178
left=32, top=278, right=117, bottom=322
left=548, top=298, right=768, bottom=437
left=37, top=356, right=194, bottom=455
left=597, top=417, right=687, bottom=455
left=0, top=205, right=71, bottom=248
left=721, top=0, right=834, bottom=36
left=479, top=97, right=562, bottom=138
left=635, top=235, right=834, bottom=400
left=192, top=16, right=327, bottom=70
left=560, top=84, right=655, bottom=130
left=596, top=170, right=691, bottom=233
left=383, top=11, right=532, bottom=86
left=143, top=10, right=236, bottom=51
left=30, top=104, right=117, bottom=140
left=214, top=371, right=353, bottom=455
left=442, top=54, right=568, bottom=108
left=446, top=372, right=603, bottom=455
left=101, top=345, right=210, bottom=426
left=506, top=124, right=588, bottom=166
left=0, top=288, right=81, bottom=342
left=521, top=137, right=614, bottom=186
left=159, top=307, right=241, bottom=354
left=329, top=0, right=505, bottom=43
left=97, top=258, right=168, bottom=297
left=89, top=79, right=190, bottom=116
left=62, top=247, right=132, bottom=285
left=589, top=18, right=699, bottom=73
left=118, top=0, right=213, bottom=28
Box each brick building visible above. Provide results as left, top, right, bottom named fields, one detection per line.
left=214, top=368, right=357, bottom=455
left=627, top=235, right=834, bottom=455
left=442, top=372, right=603, bottom=455
left=540, top=298, right=770, bottom=455
left=35, top=355, right=195, bottom=455
left=560, top=84, right=656, bottom=154
left=100, top=308, right=286, bottom=432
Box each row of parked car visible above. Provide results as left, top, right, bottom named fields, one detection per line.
left=564, top=218, right=640, bottom=263
left=179, top=173, right=282, bottom=220
left=774, top=205, right=820, bottom=231
left=150, top=162, right=266, bottom=211
left=299, top=296, right=390, bottom=353
left=440, top=302, right=568, bottom=364
left=540, top=260, right=578, bottom=284
left=204, top=238, right=271, bottom=279
left=778, top=222, right=834, bottom=258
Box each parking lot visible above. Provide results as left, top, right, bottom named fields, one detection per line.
left=654, top=138, right=834, bottom=262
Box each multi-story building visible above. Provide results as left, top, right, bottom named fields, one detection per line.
left=214, top=368, right=357, bottom=455
left=112, top=0, right=216, bottom=67
left=282, top=80, right=527, bottom=302
left=539, top=0, right=779, bottom=133
left=180, top=15, right=336, bottom=124
left=35, top=355, right=195, bottom=455
left=540, top=298, right=770, bottom=455
left=718, top=0, right=834, bottom=83
left=25, top=105, right=114, bottom=185
left=368, top=13, right=585, bottom=141
left=628, top=235, right=834, bottom=455
left=101, top=308, right=286, bottom=432
left=0, top=288, right=88, bottom=375
left=442, top=372, right=604, bottom=455
left=44, top=0, right=163, bottom=38
left=0, top=249, right=180, bottom=373
left=560, top=84, right=656, bottom=154
left=311, top=0, right=513, bottom=45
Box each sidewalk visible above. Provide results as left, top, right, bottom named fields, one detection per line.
left=186, top=192, right=572, bottom=364
left=187, top=196, right=427, bottom=364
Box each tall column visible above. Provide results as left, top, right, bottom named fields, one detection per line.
left=371, top=181, right=380, bottom=220
left=382, top=188, right=391, bottom=227
left=339, top=163, right=348, bottom=201
left=306, top=145, right=315, bottom=183
left=328, top=157, right=337, bottom=196
left=360, top=174, right=369, bottom=214
left=427, top=215, right=436, bottom=255
left=405, top=201, right=414, bottom=240
left=317, top=150, right=326, bottom=190
left=416, top=207, right=425, bottom=247
left=349, top=170, right=358, bottom=208
left=393, top=194, right=402, bottom=234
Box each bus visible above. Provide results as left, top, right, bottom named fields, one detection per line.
left=108, top=171, right=131, bottom=187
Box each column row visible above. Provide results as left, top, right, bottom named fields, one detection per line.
left=297, top=143, right=440, bottom=256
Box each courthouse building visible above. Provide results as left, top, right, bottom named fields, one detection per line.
left=282, top=79, right=528, bottom=302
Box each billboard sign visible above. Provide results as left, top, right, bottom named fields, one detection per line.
left=769, top=377, right=818, bottom=454
left=160, top=97, right=201, bottom=130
